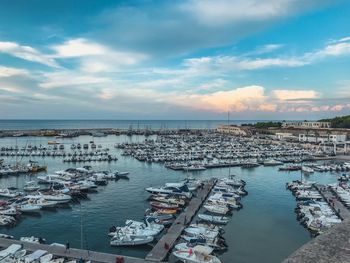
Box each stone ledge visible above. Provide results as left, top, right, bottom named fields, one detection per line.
left=283, top=219, right=350, bottom=263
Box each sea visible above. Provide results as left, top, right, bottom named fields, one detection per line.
left=0, top=119, right=266, bottom=130
left=0, top=120, right=338, bottom=263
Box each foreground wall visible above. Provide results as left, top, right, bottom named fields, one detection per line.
left=283, top=219, right=350, bottom=263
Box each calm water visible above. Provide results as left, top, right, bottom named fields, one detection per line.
left=0, top=134, right=340, bottom=262
left=0, top=119, right=268, bottom=130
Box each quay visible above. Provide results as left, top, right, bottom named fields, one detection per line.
left=145, top=178, right=217, bottom=262
left=314, top=184, right=350, bottom=220
left=0, top=237, right=147, bottom=263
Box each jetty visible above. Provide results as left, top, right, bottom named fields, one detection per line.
left=314, top=184, right=350, bottom=220
left=145, top=178, right=217, bottom=262
left=0, top=237, right=146, bottom=263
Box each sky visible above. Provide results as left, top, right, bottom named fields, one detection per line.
left=0, top=0, right=350, bottom=120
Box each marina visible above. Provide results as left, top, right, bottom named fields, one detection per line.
left=0, top=128, right=349, bottom=262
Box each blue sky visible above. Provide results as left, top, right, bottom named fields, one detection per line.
left=0, top=0, right=350, bottom=120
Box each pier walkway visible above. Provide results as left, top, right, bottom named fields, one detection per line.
left=314, top=184, right=350, bottom=220
left=0, top=238, right=147, bottom=263
left=145, top=178, right=216, bottom=262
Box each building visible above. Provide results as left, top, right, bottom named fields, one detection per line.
left=275, top=132, right=296, bottom=141
left=282, top=121, right=331, bottom=129
left=299, top=133, right=346, bottom=143
left=217, top=125, right=247, bottom=136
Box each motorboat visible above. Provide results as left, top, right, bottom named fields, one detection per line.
left=203, top=204, right=230, bottom=215
left=197, top=214, right=229, bottom=225
left=0, top=189, right=21, bottom=198
left=110, top=234, right=153, bottom=246
left=0, top=244, right=22, bottom=259
left=0, top=215, right=15, bottom=226
left=23, top=181, right=40, bottom=192
left=17, top=203, right=42, bottom=213
left=20, top=236, right=46, bottom=244
left=146, top=183, right=192, bottom=198
left=173, top=245, right=221, bottom=263
left=109, top=220, right=164, bottom=237
left=150, top=201, right=180, bottom=210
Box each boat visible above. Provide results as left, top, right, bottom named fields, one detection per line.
left=173, top=245, right=221, bottom=263
left=24, top=249, right=48, bottom=263
left=20, top=236, right=46, bottom=244
left=17, top=203, right=42, bottom=212
left=150, top=201, right=180, bottom=210
left=302, top=166, right=315, bottom=174
left=203, top=204, right=230, bottom=215
left=0, top=244, right=22, bottom=259
left=263, top=159, right=283, bottom=166
left=197, top=214, right=229, bottom=225
left=146, top=183, right=192, bottom=198
left=23, top=181, right=40, bottom=192
left=109, top=220, right=164, bottom=237
left=110, top=234, right=153, bottom=246
left=0, top=189, right=21, bottom=198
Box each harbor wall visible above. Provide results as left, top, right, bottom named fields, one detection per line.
left=283, top=219, right=350, bottom=263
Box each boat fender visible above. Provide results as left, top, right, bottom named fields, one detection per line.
left=109, top=226, right=117, bottom=232
left=116, top=256, right=124, bottom=263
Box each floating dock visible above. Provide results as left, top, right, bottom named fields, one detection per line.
left=315, top=184, right=350, bottom=220
left=145, top=178, right=217, bottom=262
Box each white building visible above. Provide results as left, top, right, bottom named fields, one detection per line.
left=217, top=125, right=247, bottom=136
left=282, top=121, right=331, bottom=129
left=275, top=132, right=295, bottom=140
left=299, top=133, right=346, bottom=143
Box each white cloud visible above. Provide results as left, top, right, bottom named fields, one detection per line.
left=271, top=89, right=320, bottom=101
left=0, top=66, right=29, bottom=77
left=39, top=71, right=110, bottom=89
left=52, top=38, right=147, bottom=73
left=180, top=0, right=325, bottom=26
left=0, top=41, right=58, bottom=67
left=52, top=38, right=107, bottom=58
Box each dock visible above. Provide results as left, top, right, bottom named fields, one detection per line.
left=314, top=184, right=350, bottom=220
left=145, top=178, right=217, bottom=262
left=0, top=237, right=147, bottom=263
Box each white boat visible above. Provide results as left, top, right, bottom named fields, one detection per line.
left=184, top=227, right=219, bottom=240
left=146, top=184, right=192, bottom=198
left=20, top=236, right=46, bottom=244
left=0, top=189, right=20, bottom=198
left=110, top=234, right=153, bottom=246
left=197, top=214, right=229, bottom=225
left=203, top=204, right=229, bottom=215
left=0, top=207, right=18, bottom=216
left=109, top=220, right=164, bottom=237
left=23, top=181, right=40, bottom=192
left=175, top=243, right=214, bottom=254
left=24, top=249, right=48, bottom=263
left=0, top=215, right=15, bottom=226
left=173, top=245, right=221, bottom=263
left=17, top=204, right=42, bottom=212
left=39, top=193, right=71, bottom=203
left=0, top=244, right=22, bottom=259
left=302, top=166, right=315, bottom=174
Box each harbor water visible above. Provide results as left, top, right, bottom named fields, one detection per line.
left=0, top=134, right=341, bottom=262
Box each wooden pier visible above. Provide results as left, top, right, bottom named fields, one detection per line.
left=0, top=238, right=147, bottom=263
left=314, top=184, right=350, bottom=220
left=145, top=178, right=217, bottom=262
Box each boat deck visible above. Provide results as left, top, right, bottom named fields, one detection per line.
left=0, top=238, right=147, bottom=263
left=315, top=184, right=350, bottom=220
left=145, top=178, right=216, bottom=262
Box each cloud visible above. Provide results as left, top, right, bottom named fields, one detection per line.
left=0, top=41, right=58, bottom=67
left=271, top=89, right=320, bottom=101
left=39, top=71, right=110, bottom=89
left=0, top=66, right=29, bottom=77
left=52, top=38, right=147, bottom=73
left=93, top=0, right=334, bottom=56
